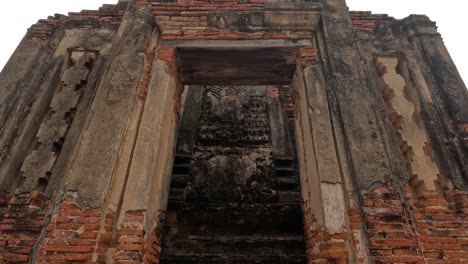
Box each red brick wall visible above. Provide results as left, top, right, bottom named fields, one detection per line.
left=37, top=193, right=102, bottom=263
left=350, top=11, right=393, bottom=32
left=0, top=192, right=49, bottom=263
left=36, top=196, right=162, bottom=264
left=147, top=0, right=312, bottom=41
left=460, top=123, right=468, bottom=148
left=303, top=200, right=350, bottom=264
left=300, top=182, right=468, bottom=264
left=361, top=181, right=468, bottom=263
left=142, top=211, right=166, bottom=264
left=26, top=2, right=127, bottom=42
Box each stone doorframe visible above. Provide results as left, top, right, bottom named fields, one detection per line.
left=105, top=39, right=358, bottom=262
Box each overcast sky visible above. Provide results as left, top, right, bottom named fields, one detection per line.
left=0, top=0, right=466, bottom=85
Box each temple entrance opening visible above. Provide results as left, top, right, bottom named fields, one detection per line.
left=160, top=84, right=306, bottom=263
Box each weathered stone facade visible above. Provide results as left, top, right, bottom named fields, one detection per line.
left=0, top=0, right=467, bottom=263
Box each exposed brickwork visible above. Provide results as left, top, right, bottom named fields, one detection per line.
left=303, top=200, right=350, bottom=263
left=142, top=211, right=166, bottom=264
left=460, top=123, right=468, bottom=147
left=26, top=2, right=391, bottom=42
left=157, top=47, right=175, bottom=67
left=95, top=212, right=115, bottom=263
left=361, top=181, right=468, bottom=263
left=299, top=46, right=318, bottom=67
left=138, top=49, right=157, bottom=100
left=37, top=193, right=102, bottom=263
left=459, top=123, right=468, bottom=134
left=32, top=199, right=151, bottom=264
left=350, top=11, right=394, bottom=32
left=410, top=188, right=468, bottom=263
left=148, top=0, right=313, bottom=41
left=348, top=203, right=367, bottom=264
left=362, top=183, right=424, bottom=263
left=112, top=211, right=146, bottom=264
left=0, top=192, right=49, bottom=264
left=26, top=2, right=127, bottom=41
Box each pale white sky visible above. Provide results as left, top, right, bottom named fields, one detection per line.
left=0, top=0, right=466, bottom=85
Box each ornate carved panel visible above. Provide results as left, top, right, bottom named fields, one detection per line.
left=198, top=85, right=271, bottom=145
left=189, top=86, right=275, bottom=204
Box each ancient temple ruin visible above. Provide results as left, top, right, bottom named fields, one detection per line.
left=0, top=0, right=467, bottom=263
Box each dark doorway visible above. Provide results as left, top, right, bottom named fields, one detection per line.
left=160, top=85, right=306, bottom=263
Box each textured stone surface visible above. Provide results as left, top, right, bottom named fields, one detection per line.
left=162, top=85, right=305, bottom=263
left=0, top=0, right=467, bottom=263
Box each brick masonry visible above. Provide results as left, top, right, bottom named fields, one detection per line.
left=0, top=192, right=49, bottom=263
left=361, top=182, right=468, bottom=263
left=35, top=196, right=161, bottom=264
left=303, top=200, right=350, bottom=264
left=25, top=3, right=127, bottom=42
left=1, top=1, right=467, bottom=264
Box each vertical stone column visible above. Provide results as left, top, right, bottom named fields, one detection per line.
left=405, top=16, right=468, bottom=124
left=0, top=40, right=62, bottom=191
left=175, top=86, right=205, bottom=157
left=63, top=5, right=157, bottom=209
left=113, top=57, right=181, bottom=263
left=17, top=51, right=97, bottom=194
left=319, top=0, right=394, bottom=191
left=268, top=87, right=294, bottom=160
left=314, top=0, right=404, bottom=262
left=292, top=60, right=354, bottom=262
left=36, top=5, right=160, bottom=263
left=403, top=15, right=468, bottom=184
left=0, top=36, right=68, bottom=264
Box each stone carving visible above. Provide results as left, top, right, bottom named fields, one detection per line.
left=198, top=86, right=270, bottom=145
left=376, top=56, right=439, bottom=193
left=185, top=146, right=276, bottom=205
left=185, top=86, right=276, bottom=204
left=17, top=49, right=96, bottom=194
left=163, top=85, right=304, bottom=263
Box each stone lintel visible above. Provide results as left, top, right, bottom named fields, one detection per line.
left=176, top=46, right=299, bottom=85
left=162, top=39, right=313, bottom=48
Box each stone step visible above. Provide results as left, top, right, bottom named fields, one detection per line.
left=274, top=158, right=294, bottom=167
left=173, top=164, right=191, bottom=174
left=174, top=154, right=192, bottom=165
left=278, top=191, right=301, bottom=203
left=168, top=188, right=185, bottom=209
left=276, top=176, right=300, bottom=190
left=166, top=205, right=304, bottom=235
left=275, top=166, right=296, bottom=177
left=160, top=254, right=306, bottom=264
left=171, top=174, right=189, bottom=188
left=169, top=188, right=185, bottom=199
left=162, top=235, right=306, bottom=256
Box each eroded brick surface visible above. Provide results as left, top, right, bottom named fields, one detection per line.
left=37, top=193, right=101, bottom=263
left=0, top=192, right=49, bottom=264
left=362, top=182, right=468, bottom=263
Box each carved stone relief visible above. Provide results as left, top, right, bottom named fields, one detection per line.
left=376, top=56, right=439, bottom=193
left=16, top=49, right=96, bottom=194
left=187, top=86, right=276, bottom=205
left=198, top=85, right=271, bottom=145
